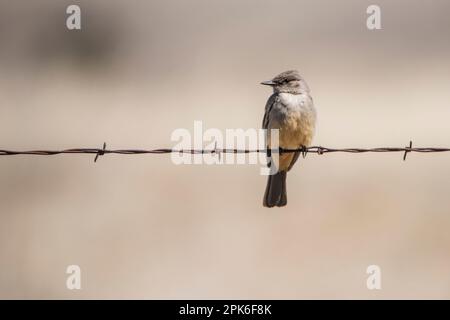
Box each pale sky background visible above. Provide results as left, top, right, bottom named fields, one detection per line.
left=1, top=0, right=450, bottom=299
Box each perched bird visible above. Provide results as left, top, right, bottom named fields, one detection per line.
left=261, top=70, right=316, bottom=207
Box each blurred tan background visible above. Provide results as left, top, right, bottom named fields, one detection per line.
left=1, top=0, right=450, bottom=299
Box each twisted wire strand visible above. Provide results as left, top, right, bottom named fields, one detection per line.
left=1, top=141, right=450, bottom=162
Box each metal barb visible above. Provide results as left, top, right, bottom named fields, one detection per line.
left=94, top=142, right=107, bottom=163
left=212, top=141, right=222, bottom=162
left=403, top=141, right=413, bottom=161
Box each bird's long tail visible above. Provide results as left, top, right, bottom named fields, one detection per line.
left=263, top=171, right=287, bottom=208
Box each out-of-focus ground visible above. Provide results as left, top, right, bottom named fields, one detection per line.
left=1, top=0, right=450, bottom=299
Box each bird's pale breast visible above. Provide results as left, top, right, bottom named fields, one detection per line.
left=270, top=93, right=316, bottom=149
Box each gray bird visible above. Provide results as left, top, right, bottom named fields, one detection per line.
left=261, top=70, right=316, bottom=207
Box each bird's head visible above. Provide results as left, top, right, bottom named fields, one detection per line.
left=261, top=70, right=309, bottom=94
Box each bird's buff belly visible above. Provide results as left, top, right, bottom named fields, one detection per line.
left=277, top=115, right=314, bottom=149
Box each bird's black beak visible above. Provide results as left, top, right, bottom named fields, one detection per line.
left=260, top=80, right=275, bottom=86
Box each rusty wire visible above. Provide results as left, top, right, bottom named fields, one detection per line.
left=1, top=141, right=450, bottom=162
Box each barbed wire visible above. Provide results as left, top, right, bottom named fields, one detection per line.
left=1, top=141, right=450, bottom=162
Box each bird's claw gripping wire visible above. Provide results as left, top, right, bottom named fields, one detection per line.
left=301, top=145, right=308, bottom=158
